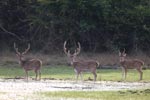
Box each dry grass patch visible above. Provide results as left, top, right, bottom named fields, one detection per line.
left=0, top=52, right=150, bottom=68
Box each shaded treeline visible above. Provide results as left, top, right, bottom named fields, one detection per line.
left=0, top=0, right=150, bottom=54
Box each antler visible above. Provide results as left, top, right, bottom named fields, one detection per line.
left=22, top=44, right=30, bottom=55
left=123, top=48, right=126, bottom=54
left=63, top=41, right=68, bottom=55
left=75, top=42, right=81, bottom=55
left=14, top=43, right=20, bottom=55
left=119, top=51, right=121, bottom=56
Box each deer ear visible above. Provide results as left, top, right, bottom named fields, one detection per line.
left=119, top=51, right=121, bottom=56
left=123, top=53, right=126, bottom=57
left=16, top=54, right=19, bottom=57
left=67, top=50, right=71, bottom=56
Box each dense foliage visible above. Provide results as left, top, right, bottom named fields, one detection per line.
left=0, top=0, right=150, bottom=53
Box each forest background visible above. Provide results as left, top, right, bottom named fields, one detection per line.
left=0, top=0, right=150, bottom=56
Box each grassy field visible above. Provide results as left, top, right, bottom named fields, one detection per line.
left=0, top=54, right=150, bottom=100
left=0, top=63, right=150, bottom=82
left=42, top=89, right=150, bottom=100
left=0, top=58, right=150, bottom=100
left=7, top=52, right=150, bottom=81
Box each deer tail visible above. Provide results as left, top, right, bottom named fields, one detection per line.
left=96, top=61, right=100, bottom=68
left=37, top=59, right=42, bottom=68
left=142, top=61, right=144, bottom=66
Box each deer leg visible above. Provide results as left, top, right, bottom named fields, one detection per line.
left=121, top=67, right=124, bottom=80
left=75, top=72, right=80, bottom=82
left=122, top=67, right=127, bottom=80
left=124, top=68, right=127, bottom=80
left=74, top=69, right=79, bottom=82
left=80, top=73, right=83, bottom=81
left=93, top=72, right=97, bottom=82
left=35, top=70, right=38, bottom=80
left=39, top=70, right=41, bottom=80
left=137, top=68, right=143, bottom=80
left=25, top=70, right=28, bottom=82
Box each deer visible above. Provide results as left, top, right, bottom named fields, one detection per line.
left=14, top=43, right=42, bottom=81
left=64, top=41, right=99, bottom=82
left=119, top=49, right=144, bottom=80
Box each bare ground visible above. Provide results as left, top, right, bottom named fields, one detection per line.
left=0, top=79, right=150, bottom=100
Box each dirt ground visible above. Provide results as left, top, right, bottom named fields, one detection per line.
left=0, top=79, right=150, bottom=100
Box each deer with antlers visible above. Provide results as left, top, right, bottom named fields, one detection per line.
left=119, top=49, right=144, bottom=80
left=64, top=41, right=99, bottom=82
left=14, top=43, right=42, bottom=81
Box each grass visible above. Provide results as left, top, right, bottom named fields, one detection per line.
left=0, top=63, right=150, bottom=82
left=0, top=53, right=149, bottom=100
left=0, top=53, right=150, bottom=100
left=0, top=52, right=149, bottom=81
left=42, top=89, right=150, bottom=100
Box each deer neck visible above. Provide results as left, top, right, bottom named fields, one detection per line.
left=120, top=57, right=128, bottom=66
left=20, top=59, right=25, bottom=67
left=19, top=57, right=29, bottom=67
left=69, top=55, right=78, bottom=65
left=119, top=56, right=126, bottom=62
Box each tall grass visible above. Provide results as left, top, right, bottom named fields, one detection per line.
left=1, top=51, right=150, bottom=66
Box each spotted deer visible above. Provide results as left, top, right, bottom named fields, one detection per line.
left=119, top=49, right=144, bottom=80
left=14, top=43, right=42, bottom=81
left=64, top=41, right=99, bottom=82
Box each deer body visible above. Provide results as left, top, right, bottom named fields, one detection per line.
left=14, top=43, right=42, bottom=81
left=21, top=59, right=42, bottom=71
left=119, top=49, right=144, bottom=80
left=64, top=41, right=99, bottom=82
left=73, top=61, right=98, bottom=81
left=120, top=59, right=144, bottom=69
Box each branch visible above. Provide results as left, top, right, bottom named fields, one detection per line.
left=0, top=25, right=22, bottom=40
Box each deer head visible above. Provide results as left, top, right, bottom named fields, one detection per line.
left=64, top=41, right=81, bottom=65
left=119, top=49, right=127, bottom=62
left=14, top=43, right=30, bottom=63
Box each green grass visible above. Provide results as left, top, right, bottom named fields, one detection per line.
left=0, top=64, right=150, bottom=82
left=0, top=64, right=150, bottom=100
left=42, top=89, right=150, bottom=100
